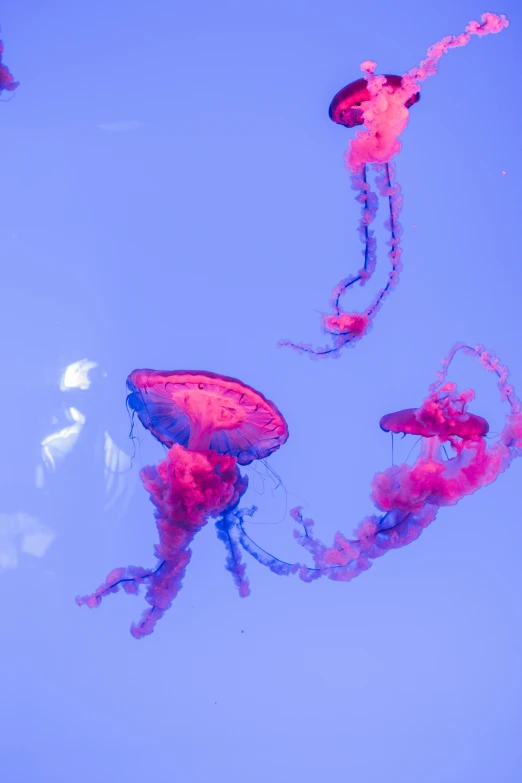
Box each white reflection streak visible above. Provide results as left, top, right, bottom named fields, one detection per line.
left=104, top=432, right=133, bottom=512
left=0, top=512, right=55, bottom=571
left=60, top=359, right=98, bottom=391
left=41, top=407, right=86, bottom=471
left=37, top=359, right=133, bottom=516
left=37, top=358, right=97, bottom=483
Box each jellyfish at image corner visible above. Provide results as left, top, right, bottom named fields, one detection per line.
left=233, top=344, right=522, bottom=585
left=279, top=12, right=508, bottom=358
left=77, top=369, right=288, bottom=639
left=0, top=39, right=19, bottom=95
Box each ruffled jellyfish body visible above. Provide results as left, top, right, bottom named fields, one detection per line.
left=372, top=384, right=496, bottom=514
left=329, top=74, right=420, bottom=129
left=379, top=407, right=489, bottom=439
left=0, top=40, right=19, bottom=95
left=279, top=13, right=508, bottom=359
left=78, top=369, right=288, bottom=639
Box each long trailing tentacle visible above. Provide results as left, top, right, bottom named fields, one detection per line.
left=76, top=548, right=194, bottom=640
left=215, top=512, right=251, bottom=597
left=331, top=164, right=378, bottom=313
left=364, top=162, right=403, bottom=321
left=279, top=162, right=403, bottom=359
left=232, top=505, right=324, bottom=582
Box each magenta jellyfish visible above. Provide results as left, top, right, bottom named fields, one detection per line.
left=0, top=39, right=19, bottom=95
left=279, top=12, right=508, bottom=358
left=379, top=405, right=489, bottom=441
left=234, top=343, right=522, bottom=586
left=328, top=75, right=420, bottom=129
left=77, top=369, right=288, bottom=639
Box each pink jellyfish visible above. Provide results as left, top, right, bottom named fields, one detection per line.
left=378, top=404, right=489, bottom=441
left=328, top=74, right=420, bottom=130
left=280, top=12, right=509, bottom=358
left=236, top=343, right=522, bottom=586
left=77, top=369, right=288, bottom=639
left=0, top=39, right=19, bottom=95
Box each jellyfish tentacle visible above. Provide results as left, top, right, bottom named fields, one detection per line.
left=131, top=550, right=193, bottom=639
left=365, top=162, right=403, bottom=319
left=234, top=507, right=301, bottom=577
left=215, top=512, right=251, bottom=597
left=234, top=505, right=372, bottom=582
left=233, top=507, right=330, bottom=582
left=359, top=165, right=378, bottom=279
left=76, top=539, right=195, bottom=641
left=279, top=163, right=401, bottom=359
left=429, top=343, right=522, bottom=415
left=76, top=562, right=165, bottom=608
left=332, top=164, right=379, bottom=314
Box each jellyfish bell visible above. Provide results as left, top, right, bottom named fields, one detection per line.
left=127, top=369, right=288, bottom=464
left=329, top=75, right=420, bottom=128
left=379, top=407, right=490, bottom=439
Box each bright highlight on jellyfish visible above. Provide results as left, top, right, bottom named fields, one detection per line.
left=77, top=369, right=288, bottom=639
left=59, top=359, right=99, bottom=391
left=231, top=343, right=522, bottom=584
left=0, top=39, right=19, bottom=95
left=280, top=12, right=508, bottom=359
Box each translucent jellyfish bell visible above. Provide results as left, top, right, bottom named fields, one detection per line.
left=379, top=407, right=489, bottom=439
left=126, top=369, right=289, bottom=464
left=329, top=74, right=420, bottom=128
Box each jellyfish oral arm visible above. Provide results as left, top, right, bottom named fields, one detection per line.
left=0, top=39, right=19, bottom=95
left=187, top=418, right=213, bottom=451
left=331, top=165, right=378, bottom=314
left=215, top=513, right=251, bottom=597
left=78, top=444, right=250, bottom=638
left=76, top=544, right=195, bottom=641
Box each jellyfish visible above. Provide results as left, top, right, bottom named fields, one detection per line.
left=280, top=12, right=508, bottom=358
left=77, top=369, right=288, bottom=638
left=0, top=39, right=19, bottom=95
left=232, top=343, right=522, bottom=585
